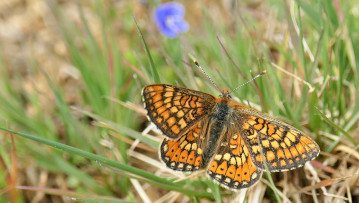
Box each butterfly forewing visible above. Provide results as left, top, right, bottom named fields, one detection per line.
left=234, top=105, right=320, bottom=171
left=142, top=84, right=216, bottom=138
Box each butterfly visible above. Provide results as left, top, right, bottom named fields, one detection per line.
left=142, top=73, right=319, bottom=190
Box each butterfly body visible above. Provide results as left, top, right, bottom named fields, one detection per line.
left=142, top=84, right=319, bottom=190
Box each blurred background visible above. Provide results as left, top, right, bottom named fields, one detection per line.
left=0, top=0, right=359, bottom=202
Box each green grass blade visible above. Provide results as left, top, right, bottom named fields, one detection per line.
left=133, top=16, right=160, bottom=84
left=314, top=107, right=357, bottom=152
left=0, top=127, right=215, bottom=198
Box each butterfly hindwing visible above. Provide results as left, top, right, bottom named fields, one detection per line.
left=160, top=119, right=211, bottom=171
left=207, top=125, right=262, bottom=189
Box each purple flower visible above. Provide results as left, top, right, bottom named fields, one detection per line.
left=154, top=2, right=189, bottom=38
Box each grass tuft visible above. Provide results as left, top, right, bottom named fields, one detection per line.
left=0, top=1, right=358, bottom=202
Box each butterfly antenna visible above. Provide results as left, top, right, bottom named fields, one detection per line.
left=193, top=60, right=222, bottom=93
left=229, top=70, right=267, bottom=94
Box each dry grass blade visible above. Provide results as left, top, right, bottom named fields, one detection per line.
left=105, top=97, right=147, bottom=116
left=334, top=145, right=359, bottom=161
left=131, top=178, right=151, bottom=203
left=271, top=62, right=314, bottom=92
left=298, top=175, right=354, bottom=193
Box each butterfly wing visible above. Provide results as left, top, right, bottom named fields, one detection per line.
left=142, top=84, right=216, bottom=138
left=234, top=105, right=320, bottom=171
left=160, top=118, right=212, bottom=172
left=207, top=124, right=262, bottom=189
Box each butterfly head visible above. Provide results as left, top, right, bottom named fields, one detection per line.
left=220, top=89, right=232, bottom=99
left=193, top=59, right=266, bottom=99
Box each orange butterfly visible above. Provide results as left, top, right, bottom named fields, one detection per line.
left=142, top=66, right=319, bottom=190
